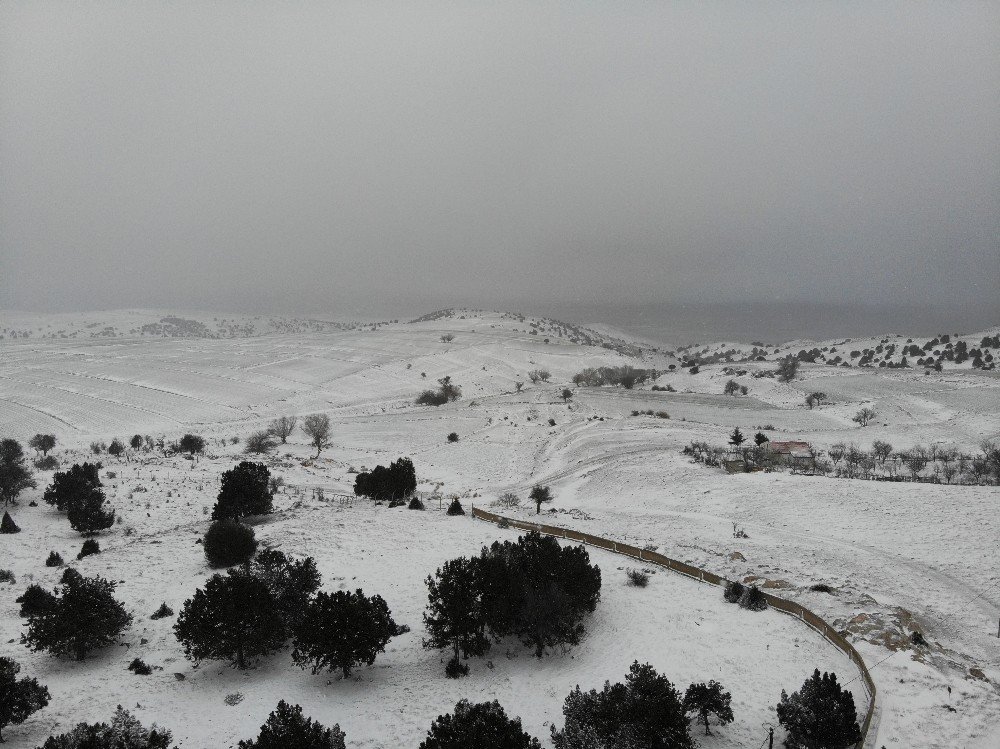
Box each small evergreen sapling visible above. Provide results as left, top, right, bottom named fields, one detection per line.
left=723, top=580, right=745, bottom=603
left=738, top=584, right=768, bottom=611
left=45, top=551, right=63, bottom=567
left=238, top=700, right=345, bottom=749
left=446, top=498, right=464, bottom=515
left=0, top=657, right=50, bottom=743
left=0, top=511, right=20, bottom=534
left=76, top=539, right=100, bottom=559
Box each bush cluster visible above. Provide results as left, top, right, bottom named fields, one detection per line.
left=43, top=463, right=115, bottom=534
left=353, top=458, right=416, bottom=502
left=204, top=519, right=258, bottom=567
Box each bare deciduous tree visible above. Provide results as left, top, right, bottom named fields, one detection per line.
left=268, top=415, right=297, bottom=443
left=302, top=414, right=332, bottom=458
left=852, top=407, right=877, bottom=427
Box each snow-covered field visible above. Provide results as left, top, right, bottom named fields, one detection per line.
left=1, top=309, right=998, bottom=748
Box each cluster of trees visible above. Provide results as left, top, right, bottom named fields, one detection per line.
left=416, top=376, right=462, bottom=406
left=821, top=440, right=1000, bottom=485
left=571, top=365, right=657, bottom=389
left=423, top=531, right=601, bottom=675
left=688, top=432, right=1000, bottom=485
left=723, top=379, right=749, bottom=396
left=175, top=548, right=398, bottom=677
left=43, top=462, right=115, bottom=534
left=527, top=369, right=551, bottom=384
left=418, top=663, right=859, bottom=749
left=34, top=706, right=171, bottom=749
left=20, top=568, right=132, bottom=661
left=353, top=458, right=417, bottom=503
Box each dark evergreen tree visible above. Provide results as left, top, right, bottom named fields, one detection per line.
left=203, top=519, right=257, bottom=567
left=76, top=539, right=100, bottom=559
left=66, top=490, right=115, bottom=535
left=446, top=498, right=464, bottom=515
left=43, top=463, right=102, bottom=513
left=245, top=549, right=321, bottom=629
left=0, top=511, right=20, bottom=534
left=21, top=573, right=132, bottom=660
left=0, top=439, right=36, bottom=507
left=776, top=670, right=862, bottom=749
left=45, top=551, right=63, bottom=567
left=29, top=434, right=57, bottom=456
left=683, top=680, right=734, bottom=736
left=212, top=461, right=272, bottom=520
left=292, top=589, right=397, bottom=678
left=423, top=557, right=489, bottom=676
left=551, top=661, right=693, bottom=749
left=37, top=706, right=171, bottom=749
left=107, top=439, right=125, bottom=459
left=130, top=434, right=143, bottom=450
left=178, top=433, right=205, bottom=455
left=777, top=356, right=800, bottom=382
left=529, top=485, right=553, bottom=514
left=0, top=656, right=50, bottom=743
left=238, top=701, right=345, bottom=749
left=723, top=580, right=745, bottom=603
left=174, top=569, right=285, bottom=669
left=477, top=532, right=601, bottom=658
left=352, top=458, right=417, bottom=501
left=728, top=427, right=746, bottom=447
left=17, top=584, right=57, bottom=618
left=754, top=431, right=769, bottom=446
left=738, top=585, right=768, bottom=611
left=421, top=700, right=541, bottom=749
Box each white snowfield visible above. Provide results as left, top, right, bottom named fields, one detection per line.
left=1, top=309, right=998, bottom=748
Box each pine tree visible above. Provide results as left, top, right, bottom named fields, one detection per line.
left=238, top=701, right=345, bottom=749
left=728, top=427, right=746, bottom=447
left=212, top=462, right=272, bottom=520
left=683, top=680, right=734, bottom=736
left=203, top=519, right=257, bottom=567
left=551, top=661, right=693, bottom=749
left=776, top=670, right=861, bottom=749
left=0, top=511, right=20, bottom=534
left=246, top=549, right=321, bottom=629
left=0, top=439, right=36, bottom=507
left=0, top=657, right=50, bottom=743
left=292, top=589, right=397, bottom=678
left=43, top=463, right=102, bottom=513
left=66, top=490, right=115, bottom=535
left=754, top=431, right=769, bottom=446
left=174, top=569, right=285, bottom=669
left=423, top=557, right=489, bottom=676
left=477, top=532, right=601, bottom=658
left=421, top=700, right=541, bottom=749
left=21, top=573, right=132, bottom=660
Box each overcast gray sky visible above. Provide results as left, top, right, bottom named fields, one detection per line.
left=1, top=1, right=997, bottom=320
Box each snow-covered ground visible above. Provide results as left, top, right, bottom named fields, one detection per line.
left=1, top=309, right=998, bottom=748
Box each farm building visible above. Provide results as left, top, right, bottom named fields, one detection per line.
left=768, top=441, right=814, bottom=471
